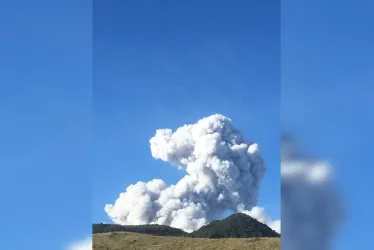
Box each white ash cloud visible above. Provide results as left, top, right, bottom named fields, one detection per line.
left=67, top=237, right=91, bottom=250
left=281, top=134, right=342, bottom=250
left=242, top=206, right=281, bottom=233
left=105, top=114, right=278, bottom=233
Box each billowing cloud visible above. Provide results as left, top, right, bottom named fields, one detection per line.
left=105, top=114, right=278, bottom=233
left=242, top=206, right=281, bottom=233
left=67, top=237, right=91, bottom=250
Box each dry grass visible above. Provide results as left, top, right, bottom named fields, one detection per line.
left=93, top=232, right=280, bottom=250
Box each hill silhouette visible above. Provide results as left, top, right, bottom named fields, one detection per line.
left=190, top=213, right=279, bottom=238
left=93, top=213, right=280, bottom=239
left=93, top=223, right=189, bottom=237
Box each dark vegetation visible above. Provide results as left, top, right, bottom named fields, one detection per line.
left=93, top=223, right=189, bottom=237
left=93, top=213, right=280, bottom=239
left=190, top=213, right=279, bottom=238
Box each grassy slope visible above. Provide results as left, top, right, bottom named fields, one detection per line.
left=93, top=232, right=280, bottom=250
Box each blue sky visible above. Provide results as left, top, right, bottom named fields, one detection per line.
left=282, top=0, right=374, bottom=249
left=93, top=0, right=281, bottom=225
left=0, top=1, right=92, bottom=249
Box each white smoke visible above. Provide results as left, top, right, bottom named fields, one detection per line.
left=242, top=206, right=281, bottom=234
left=67, top=237, right=92, bottom=250
left=105, top=114, right=279, bottom=233
left=281, top=134, right=342, bottom=250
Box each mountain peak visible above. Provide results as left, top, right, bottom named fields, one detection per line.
left=191, top=213, right=280, bottom=238
left=93, top=213, right=280, bottom=239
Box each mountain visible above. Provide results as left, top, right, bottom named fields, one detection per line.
left=93, top=223, right=189, bottom=237
left=190, top=213, right=280, bottom=238
left=93, top=213, right=280, bottom=239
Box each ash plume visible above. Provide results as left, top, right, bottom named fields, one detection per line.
left=281, top=134, right=342, bottom=250
left=242, top=206, right=281, bottom=234
left=67, top=237, right=92, bottom=250
left=105, top=114, right=278, bottom=233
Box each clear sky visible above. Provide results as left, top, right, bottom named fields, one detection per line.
left=282, top=0, right=374, bottom=249
left=93, top=0, right=281, bottom=225
left=0, top=1, right=92, bottom=249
